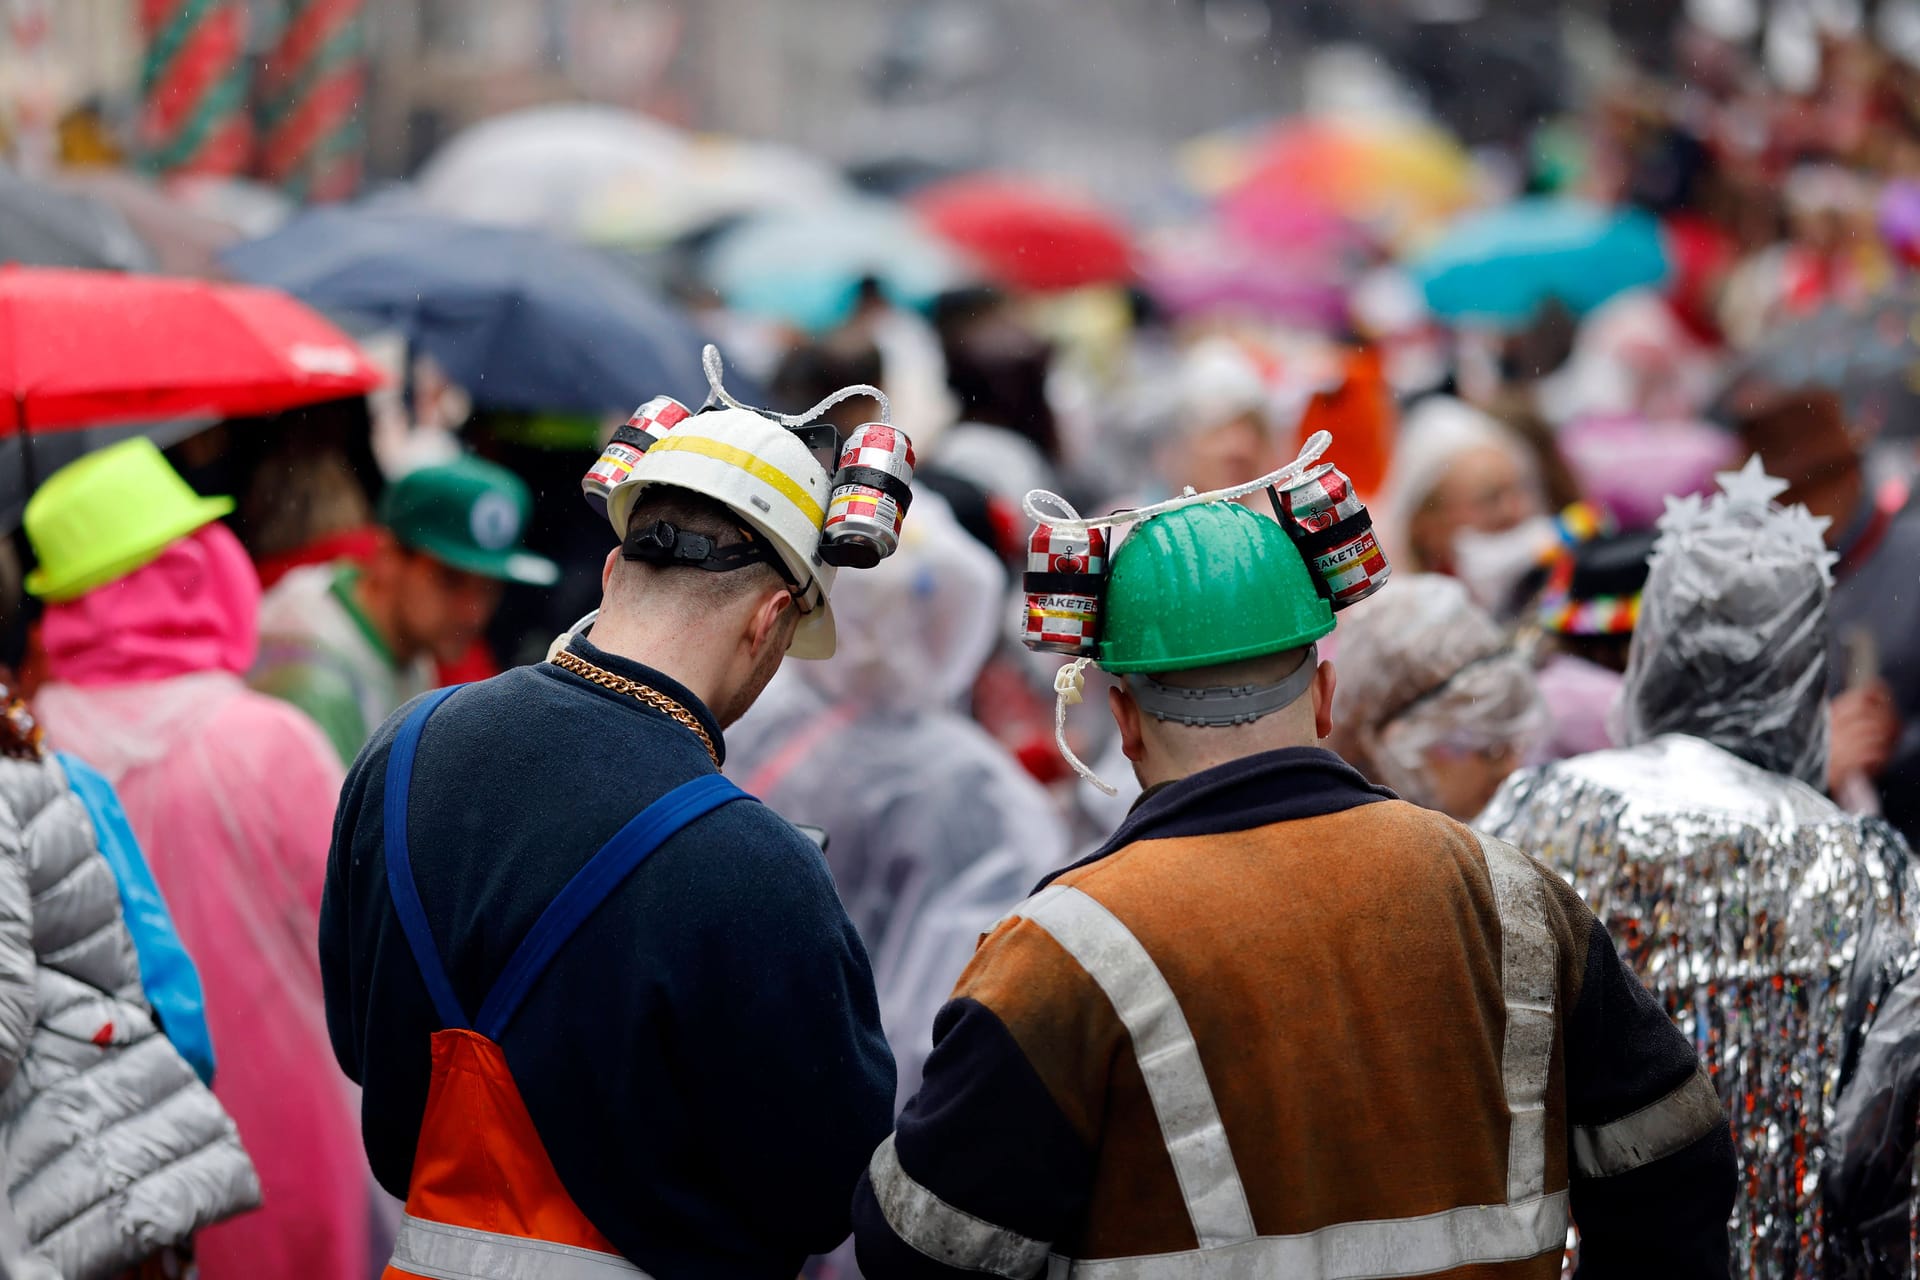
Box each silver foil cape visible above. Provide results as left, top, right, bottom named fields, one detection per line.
left=1478, top=735, right=1919, bottom=1277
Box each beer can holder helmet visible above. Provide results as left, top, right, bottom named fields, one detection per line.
left=682, top=345, right=916, bottom=571
left=1020, top=428, right=1391, bottom=792
left=579, top=345, right=916, bottom=660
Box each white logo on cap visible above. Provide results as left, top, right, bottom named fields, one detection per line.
left=470, top=491, right=520, bottom=550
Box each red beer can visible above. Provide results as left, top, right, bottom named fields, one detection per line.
left=1275, top=464, right=1391, bottom=608
left=581, top=395, right=693, bottom=518
left=1023, top=523, right=1109, bottom=655
left=821, top=423, right=916, bottom=568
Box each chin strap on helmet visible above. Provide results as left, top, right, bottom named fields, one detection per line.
left=623, top=518, right=799, bottom=585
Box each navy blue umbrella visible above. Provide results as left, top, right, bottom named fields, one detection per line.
left=220, top=205, right=710, bottom=414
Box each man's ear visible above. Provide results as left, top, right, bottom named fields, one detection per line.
left=1313, top=659, right=1337, bottom=741
left=601, top=546, right=621, bottom=592
left=1109, top=682, right=1147, bottom=764
left=748, top=588, right=797, bottom=657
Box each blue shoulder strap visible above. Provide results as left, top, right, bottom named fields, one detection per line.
left=383, top=686, right=470, bottom=1031
left=473, top=773, right=747, bottom=1040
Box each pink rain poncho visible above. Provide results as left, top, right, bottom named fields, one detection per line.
left=32, top=523, right=368, bottom=1280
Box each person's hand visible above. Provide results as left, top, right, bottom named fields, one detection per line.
left=1829, top=683, right=1900, bottom=790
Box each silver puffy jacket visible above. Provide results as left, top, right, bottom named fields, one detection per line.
left=0, top=752, right=260, bottom=1278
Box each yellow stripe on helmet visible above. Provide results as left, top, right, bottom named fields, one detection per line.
left=645, top=433, right=825, bottom=528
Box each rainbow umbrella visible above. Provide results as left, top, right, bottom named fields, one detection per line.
left=1215, top=117, right=1474, bottom=249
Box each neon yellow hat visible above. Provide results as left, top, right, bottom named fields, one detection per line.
left=24, top=437, right=234, bottom=602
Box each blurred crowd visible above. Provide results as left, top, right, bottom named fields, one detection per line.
left=5, top=5, right=1920, bottom=1277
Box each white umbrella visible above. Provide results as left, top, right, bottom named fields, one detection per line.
left=168, top=176, right=297, bottom=240
left=581, top=136, right=849, bottom=248
left=414, top=104, right=691, bottom=235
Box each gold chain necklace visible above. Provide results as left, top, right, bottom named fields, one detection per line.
left=549, top=650, right=719, bottom=768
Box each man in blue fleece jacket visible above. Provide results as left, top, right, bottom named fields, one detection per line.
left=322, top=412, right=896, bottom=1279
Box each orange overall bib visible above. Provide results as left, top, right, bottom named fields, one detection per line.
left=380, top=686, right=747, bottom=1280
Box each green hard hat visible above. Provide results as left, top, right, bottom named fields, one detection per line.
left=1099, top=502, right=1334, bottom=674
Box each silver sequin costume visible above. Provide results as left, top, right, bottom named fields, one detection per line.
left=1480, top=734, right=1920, bottom=1277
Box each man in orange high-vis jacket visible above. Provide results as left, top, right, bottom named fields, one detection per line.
left=853, top=500, right=1736, bottom=1279
left=325, top=408, right=895, bottom=1279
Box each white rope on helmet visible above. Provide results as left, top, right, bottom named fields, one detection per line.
left=1028, top=428, right=1335, bottom=796
left=1054, top=657, right=1116, bottom=795
left=701, top=343, right=893, bottom=429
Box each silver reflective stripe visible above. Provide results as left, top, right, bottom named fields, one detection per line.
left=1050, top=1190, right=1570, bottom=1279
left=1573, top=1066, right=1724, bottom=1177
left=389, top=1215, right=651, bottom=1280
left=869, top=1133, right=1052, bottom=1277
left=1475, top=831, right=1558, bottom=1202
left=1017, top=886, right=1256, bottom=1248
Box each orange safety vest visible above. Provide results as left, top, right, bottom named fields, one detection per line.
left=379, top=686, right=748, bottom=1280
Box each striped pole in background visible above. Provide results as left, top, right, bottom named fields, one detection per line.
left=257, top=0, right=367, bottom=203
left=137, top=0, right=252, bottom=177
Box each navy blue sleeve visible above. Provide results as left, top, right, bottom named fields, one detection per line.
left=319, top=722, right=385, bottom=1088
left=854, top=997, right=1094, bottom=1278
left=1566, top=917, right=1736, bottom=1279
left=675, top=813, right=897, bottom=1258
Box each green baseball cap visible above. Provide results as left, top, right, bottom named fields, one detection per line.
left=378, top=456, right=560, bottom=586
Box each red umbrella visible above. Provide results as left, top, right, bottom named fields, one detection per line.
left=0, top=265, right=382, bottom=435
left=913, top=176, right=1133, bottom=291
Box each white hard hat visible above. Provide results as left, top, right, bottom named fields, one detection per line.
left=605, top=407, right=838, bottom=659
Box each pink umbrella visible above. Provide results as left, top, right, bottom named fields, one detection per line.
left=1139, top=231, right=1352, bottom=328
left=1557, top=416, right=1737, bottom=531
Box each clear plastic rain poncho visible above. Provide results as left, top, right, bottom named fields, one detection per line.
left=1618, top=455, right=1837, bottom=788
left=725, top=493, right=1068, bottom=1107
left=1329, top=573, right=1545, bottom=809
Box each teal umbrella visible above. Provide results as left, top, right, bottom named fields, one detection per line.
left=705, top=200, right=968, bottom=333
left=1411, top=199, right=1668, bottom=324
